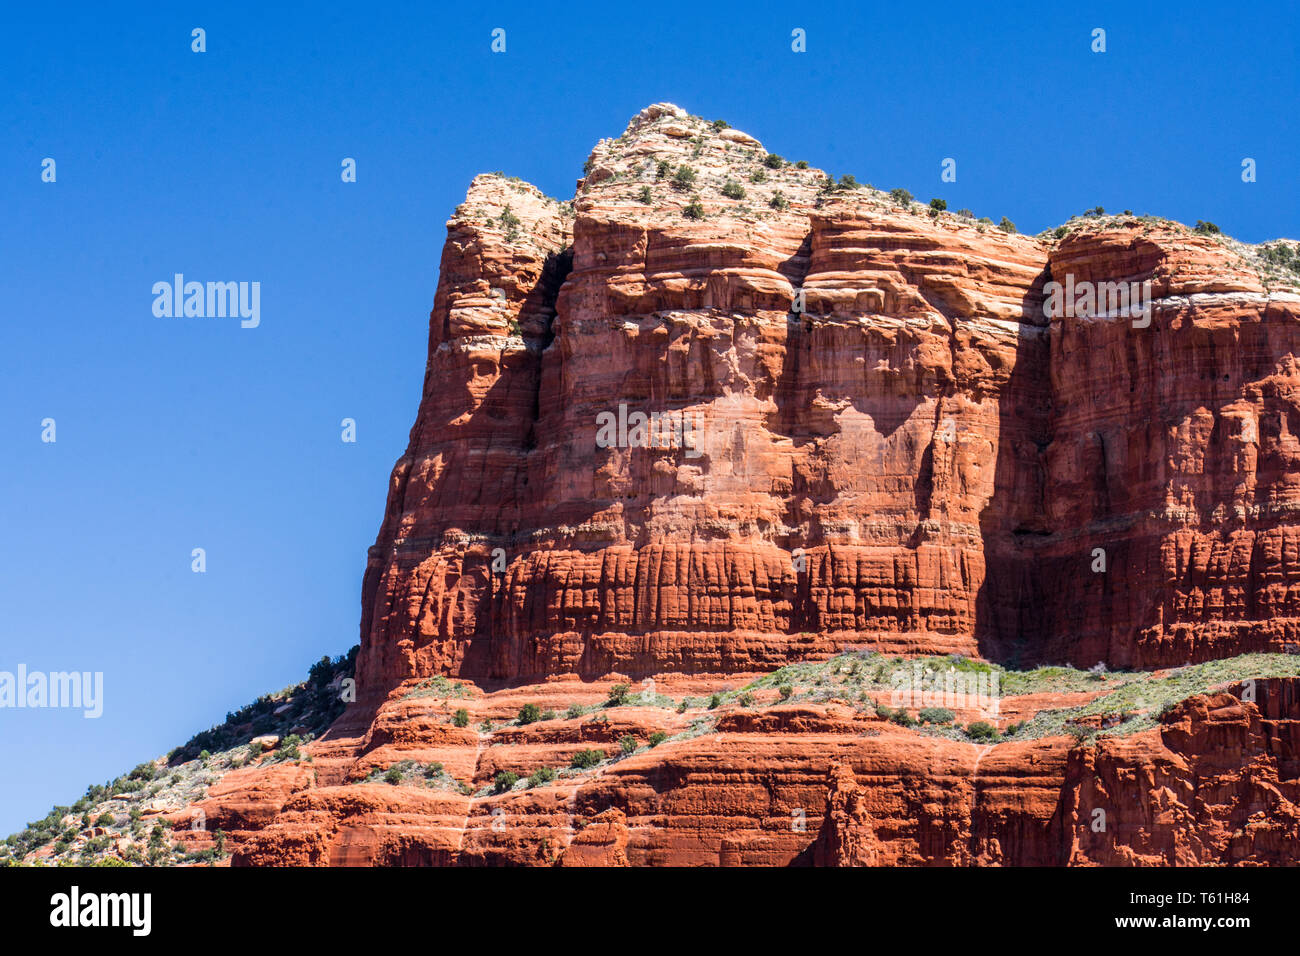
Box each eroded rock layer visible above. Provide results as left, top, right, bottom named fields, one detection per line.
left=199, top=672, right=1300, bottom=867
left=359, top=103, right=1300, bottom=692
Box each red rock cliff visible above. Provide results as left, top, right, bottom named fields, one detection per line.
left=357, top=104, right=1300, bottom=692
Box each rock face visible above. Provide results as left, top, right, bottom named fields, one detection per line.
left=210, top=671, right=1300, bottom=867
left=190, top=104, right=1300, bottom=868
left=358, top=103, right=1300, bottom=694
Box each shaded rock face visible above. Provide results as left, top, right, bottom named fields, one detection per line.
left=357, top=103, right=1300, bottom=692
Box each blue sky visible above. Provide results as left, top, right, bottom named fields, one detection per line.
left=1, top=1, right=1296, bottom=834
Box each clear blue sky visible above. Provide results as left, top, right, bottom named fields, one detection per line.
left=2, top=1, right=1296, bottom=835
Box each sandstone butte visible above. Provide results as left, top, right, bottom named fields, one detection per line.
left=83, top=104, right=1300, bottom=866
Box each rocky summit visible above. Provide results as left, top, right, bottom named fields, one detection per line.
left=12, top=104, right=1300, bottom=867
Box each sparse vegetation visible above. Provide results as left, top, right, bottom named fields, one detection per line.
left=569, top=749, right=604, bottom=770
left=918, top=707, right=955, bottom=725
left=671, top=166, right=697, bottom=191
left=722, top=180, right=745, bottom=200
left=527, top=767, right=556, bottom=788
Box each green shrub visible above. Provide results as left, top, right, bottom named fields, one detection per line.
left=517, top=703, right=542, bottom=725
left=619, top=735, right=638, bottom=755
left=648, top=731, right=668, bottom=747
left=769, top=191, right=788, bottom=211
left=708, top=694, right=722, bottom=710
left=778, top=684, right=793, bottom=700
left=738, top=692, right=755, bottom=707
left=638, top=185, right=653, bottom=204
left=452, top=708, right=470, bottom=728
left=606, top=683, right=631, bottom=707
left=998, top=217, right=1017, bottom=234
left=565, top=703, right=584, bottom=720
left=384, top=768, right=402, bottom=785
left=838, top=174, right=858, bottom=189
left=671, top=166, right=697, bottom=191
left=889, top=187, right=913, bottom=206
left=1054, top=225, right=1068, bottom=238
left=527, top=767, right=556, bottom=788
left=683, top=202, right=705, bottom=220
left=795, top=160, right=809, bottom=169
left=95, top=813, right=115, bottom=827
left=966, top=721, right=998, bottom=741
left=710, top=119, right=729, bottom=131
left=424, top=761, right=444, bottom=777
left=890, top=708, right=916, bottom=728
left=492, top=771, right=518, bottom=794
left=722, top=180, right=745, bottom=199
left=763, top=153, right=785, bottom=169
left=656, top=159, right=672, bottom=179
left=1194, top=220, right=1221, bottom=234
left=918, top=707, right=954, bottom=725
left=569, top=749, right=604, bottom=770
left=929, top=198, right=947, bottom=214
left=749, top=169, right=767, bottom=184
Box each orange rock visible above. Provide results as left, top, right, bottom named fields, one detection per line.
left=204, top=105, right=1300, bottom=866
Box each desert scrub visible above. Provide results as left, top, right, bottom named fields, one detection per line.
left=569, top=749, right=604, bottom=770
left=527, top=767, right=556, bottom=788
left=721, top=180, right=745, bottom=199
left=918, top=707, right=955, bottom=725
